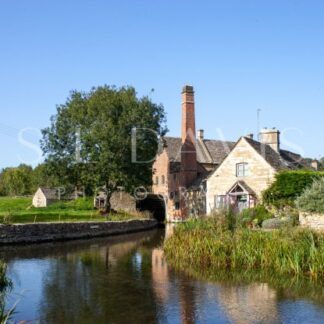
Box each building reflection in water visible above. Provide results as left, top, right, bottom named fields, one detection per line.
left=152, top=224, right=281, bottom=324
left=3, top=226, right=323, bottom=323
left=216, top=283, right=280, bottom=324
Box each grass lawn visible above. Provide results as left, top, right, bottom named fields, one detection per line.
left=0, top=197, right=145, bottom=224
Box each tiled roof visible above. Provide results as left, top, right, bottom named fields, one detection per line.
left=162, top=136, right=235, bottom=165
left=39, top=187, right=59, bottom=200
left=244, top=137, right=306, bottom=170
left=204, top=139, right=235, bottom=164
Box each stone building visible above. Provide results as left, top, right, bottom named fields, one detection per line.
left=152, top=86, right=234, bottom=221
left=206, top=130, right=308, bottom=214
left=32, top=187, right=59, bottom=207
left=153, top=85, right=312, bottom=221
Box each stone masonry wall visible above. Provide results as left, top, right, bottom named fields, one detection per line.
left=207, top=138, right=276, bottom=214
left=0, top=219, right=158, bottom=245
left=110, top=191, right=137, bottom=212
left=299, top=212, right=324, bottom=230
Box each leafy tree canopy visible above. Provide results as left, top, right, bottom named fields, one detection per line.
left=0, top=164, right=33, bottom=196
left=41, top=85, right=167, bottom=210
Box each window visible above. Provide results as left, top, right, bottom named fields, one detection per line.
left=236, top=163, right=249, bottom=177
left=215, top=195, right=227, bottom=209
left=175, top=202, right=180, bottom=210
left=155, top=176, right=159, bottom=185
left=161, top=175, right=165, bottom=185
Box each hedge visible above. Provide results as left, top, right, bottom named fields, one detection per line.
left=262, top=171, right=324, bottom=208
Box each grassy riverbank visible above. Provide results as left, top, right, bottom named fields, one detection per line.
left=0, top=197, right=147, bottom=224
left=164, top=219, right=324, bottom=279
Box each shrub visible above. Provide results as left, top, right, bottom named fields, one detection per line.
left=209, top=207, right=237, bottom=232
left=239, top=206, right=273, bottom=228
left=262, top=171, right=324, bottom=208
left=296, top=177, right=324, bottom=214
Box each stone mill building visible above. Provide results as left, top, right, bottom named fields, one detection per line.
left=152, top=85, right=310, bottom=222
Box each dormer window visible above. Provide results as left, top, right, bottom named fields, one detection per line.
left=236, top=163, right=249, bottom=177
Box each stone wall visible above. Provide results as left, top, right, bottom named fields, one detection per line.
left=110, top=191, right=137, bottom=212
left=0, top=219, right=158, bottom=245
left=299, top=212, right=324, bottom=230
left=207, top=138, right=276, bottom=214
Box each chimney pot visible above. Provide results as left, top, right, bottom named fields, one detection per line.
left=197, top=129, right=204, bottom=140
left=182, top=85, right=194, bottom=94
left=246, top=133, right=254, bottom=139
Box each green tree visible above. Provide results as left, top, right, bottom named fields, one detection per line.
left=0, top=164, right=34, bottom=196
left=41, top=85, right=167, bottom=211
left=32, top=163, right=63, bottom=189
left=296, top=177, right=324, bottom=213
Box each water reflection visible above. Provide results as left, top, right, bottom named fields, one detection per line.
left=217, top=284, right=279, bottom=324
left=0, top=226, right=323, bottom=323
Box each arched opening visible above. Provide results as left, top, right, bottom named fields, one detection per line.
left=136, top=194, right=166, bottom=222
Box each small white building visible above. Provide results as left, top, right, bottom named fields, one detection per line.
left=32, top=187, right=59, bottom=208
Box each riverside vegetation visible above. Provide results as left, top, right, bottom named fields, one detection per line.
left=0, top=260, right=13, bottom=323
left=164, top=209, right=324, bottom=280
left=0, top=197, right=150, bottom=224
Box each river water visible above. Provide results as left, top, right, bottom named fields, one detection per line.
left=1, top=226, right=324, bottom=323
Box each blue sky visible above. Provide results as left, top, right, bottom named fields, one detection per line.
left=0, top=0, right=323, bottom=168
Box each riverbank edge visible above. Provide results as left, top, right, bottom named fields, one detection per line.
left=0, top=219, right=158, bottom=245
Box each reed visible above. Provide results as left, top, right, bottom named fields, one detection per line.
left=164, top=219, right=324, bottom=279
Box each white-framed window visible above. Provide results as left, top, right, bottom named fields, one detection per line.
left=215, top=195, right=227, bottom=209
left=236, top=163, right=249, bottom=177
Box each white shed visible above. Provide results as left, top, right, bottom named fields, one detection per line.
left=32, top=187, right=59, bottom=208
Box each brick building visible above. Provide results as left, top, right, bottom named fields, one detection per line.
left=152, top=85, right=313, bottom=222
left=152, top=86, right=234, bottom=221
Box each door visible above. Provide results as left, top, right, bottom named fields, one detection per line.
left=237, top=195, right=248, bottom=212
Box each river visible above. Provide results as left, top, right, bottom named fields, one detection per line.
left=1, top=225, right=324, bottom=323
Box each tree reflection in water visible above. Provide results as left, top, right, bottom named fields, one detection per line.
left=1, top=226, right=324, bottom=323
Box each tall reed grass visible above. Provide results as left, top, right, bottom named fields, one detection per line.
left=164, top=219, right=324, bottom=279
left=0, top=260, right=13, bottom=323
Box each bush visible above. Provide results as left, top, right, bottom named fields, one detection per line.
left=262, top=171, right=324, bottom=208
left=296, top=177, right=324, bottom=214
left=239, top=206, right=273, bottom=228
left=209, top=207, right=237, bottom=232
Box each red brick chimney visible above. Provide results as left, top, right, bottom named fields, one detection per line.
left=180, top=85, right=197, bottom=188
